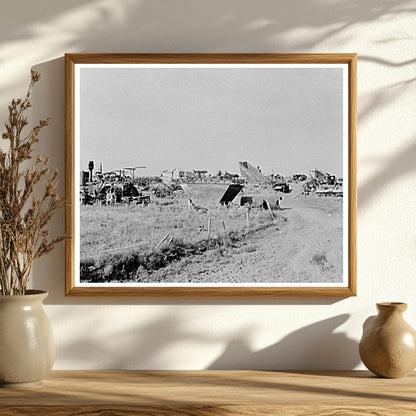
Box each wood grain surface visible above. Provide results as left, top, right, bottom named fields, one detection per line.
left=1, top=370, right=415, bottom=415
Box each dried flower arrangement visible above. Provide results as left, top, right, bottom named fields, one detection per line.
left=0, top=71, right=65, bottom=295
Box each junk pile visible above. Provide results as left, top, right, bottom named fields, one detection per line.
left=303, top=169, right=343, bottom=197
left=80, top=161, right=151, bottom=205
left=239, top=161, right=291, bottom=194
left=239, top=161, right=267, bottom=184
left=237, top=161, right=287, bottom=211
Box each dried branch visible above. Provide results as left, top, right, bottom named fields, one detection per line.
left=0, top=71, right=65, bottom=295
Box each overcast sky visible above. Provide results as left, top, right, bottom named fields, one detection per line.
left=79, top=65, right=344, bottom=177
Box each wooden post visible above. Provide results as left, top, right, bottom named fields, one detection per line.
left=208, top=218, right=212, bottom=236
left=222, top=220, right=228, bottom=248
left=154, top=234, right=171, bottom=251
left=246, top=208, right=250, bottom=227
left=266, top=201, right=275, bottom=220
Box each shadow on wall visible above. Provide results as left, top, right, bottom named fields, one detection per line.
left=0, top=0, right=414, bottom=98
left=359, top=138, right=416, bottom=210
left=30, top=57, right=66, bottom=301
left=55, top=310, right=215, bottom=369
left=53, top=307, right=359, bottom=370
left=1, top=0, right=413, bottom=52
left=20, top=0, right=415, bottom=304
left=208, top=314, right=360, bottom=370
left=0, top=0, right=413, bottom=372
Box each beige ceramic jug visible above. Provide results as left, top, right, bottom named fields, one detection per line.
left=359, top=302, right=416, bottom=378
left=0, top=290, right=55, bottom=386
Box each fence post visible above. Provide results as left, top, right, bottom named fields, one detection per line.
left=246, top=207, right=250, bottom=227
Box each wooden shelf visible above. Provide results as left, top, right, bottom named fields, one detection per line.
left=1, top=370, right=415, bottom=415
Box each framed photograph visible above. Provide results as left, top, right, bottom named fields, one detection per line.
left=65, top=53, right=356, bottom=296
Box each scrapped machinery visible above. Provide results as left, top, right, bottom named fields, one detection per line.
left=239, top=161, right=291, bottom=193
left=80, top=167, right=151, bottom=206
left=315, top=182, right=343, bottom=197
left=273, top=181, right=290, bottom=193
left=292, top=173, right=308, bottom=182
left=303, top=169, right=343, bottom=197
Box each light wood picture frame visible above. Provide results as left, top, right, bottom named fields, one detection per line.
left=65, top=53, right=356, bottom=296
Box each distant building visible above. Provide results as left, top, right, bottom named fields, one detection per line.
left=176, top=169, right=195, bottom=181
left=161, top=169, right=196, bottom=183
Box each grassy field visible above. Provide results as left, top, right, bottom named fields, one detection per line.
left=80, top=192, right=282, bottom=283
left=80, top=183, right=344, bottom=284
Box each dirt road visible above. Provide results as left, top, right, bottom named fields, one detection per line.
left=150, top=183, right=344, bottom=284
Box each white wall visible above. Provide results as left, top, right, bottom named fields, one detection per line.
left=1, top=0, right=415, bottom=370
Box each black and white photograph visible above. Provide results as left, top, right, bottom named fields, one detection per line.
left=65, top=54, right=356, bottom=296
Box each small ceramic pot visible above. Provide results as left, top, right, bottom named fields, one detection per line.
left=0, top=290, right=55, bottom=387
left=359, top=302, right=416, bottom=378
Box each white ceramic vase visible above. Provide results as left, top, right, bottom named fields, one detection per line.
left=0, top=290, right=55, bottom=387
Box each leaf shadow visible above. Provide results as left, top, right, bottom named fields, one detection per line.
left=207, top=314, right=360, bottom=370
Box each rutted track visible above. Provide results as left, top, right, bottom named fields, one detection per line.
left=143, top=187, right=343, bottom=284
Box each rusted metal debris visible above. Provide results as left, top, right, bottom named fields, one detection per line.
left=303, top=169, right=343, bottom=197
